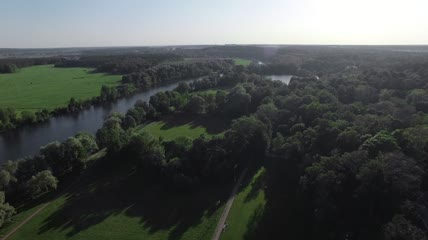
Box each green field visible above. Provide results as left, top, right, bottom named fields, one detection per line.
left=233, top=58, right=252, bottom=66
left=135, top=114, right=228, bottom=141
left=0, top=65, right=120, bottom=111
left=221, top=168, right=266, bottom=240
left=137, top=122, right=209, bottom=140
left=4, top=154, right=231, bottom=240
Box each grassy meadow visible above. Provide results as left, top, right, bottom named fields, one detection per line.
left=221, top=168, right=266, bottom=240
left=135, top=114, right=229, bottom=141
left=0, top=65, right=120, bottom=111
left=4, top=152, right=231, bottom=240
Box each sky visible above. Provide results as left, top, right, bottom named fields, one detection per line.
left=1, top=0, right=428, bottom=48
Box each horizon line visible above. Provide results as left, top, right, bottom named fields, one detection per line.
left=2, top=43, right=428, bottom=50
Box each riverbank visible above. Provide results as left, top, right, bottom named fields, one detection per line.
left=0, top=79, right=199, bottom=163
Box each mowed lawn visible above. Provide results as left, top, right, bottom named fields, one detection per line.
left=5, top=154, right=231, bottom=240
left=221, top=168, right=266, bottom=240
left=0, top=65, right=120, bottom=111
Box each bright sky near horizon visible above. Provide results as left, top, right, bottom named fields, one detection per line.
left=1, top=0, right=428, bottom=48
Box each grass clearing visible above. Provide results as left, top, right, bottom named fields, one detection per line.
left=6, top=153, right=231, bottom=240
left=137, top=121, right=209, bottom=140
left=0, top=199, right=48, bottom=238
left=0, top=65, right=120, bottom=111
left=221, top=167, right=266, bottom=240
left=233, top=58, right=252, bottom=66
left=135, top=114, right=229, bottom=141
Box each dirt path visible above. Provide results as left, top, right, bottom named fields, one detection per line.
left=1, top=202, right=50, bottom=240
left=212, top=168, right=247, bottom=240
left=1, top=170, right=86, bottom=240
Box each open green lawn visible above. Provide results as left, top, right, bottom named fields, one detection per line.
left=233, top=58, right=252, bottom=66
left=135, top=114, right=229, bottom=141
left=0, top=198, right=48, bottom=238
left=137, top=121, right=209, bottom=140
left=221, top=168, right=266, bottom=240
left=6, top=153, right=231, bottom=240
left=0, top=65, right=120, bottom=111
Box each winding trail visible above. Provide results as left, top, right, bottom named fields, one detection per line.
left=2, top=166, right=247, bottom=240
left=212, top=168, right=247, bottom=240
left=0, top=166, right=88, bottom=240
left=1, top=202, right=51, bottom=240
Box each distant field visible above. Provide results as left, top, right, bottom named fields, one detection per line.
left=233, top=58, right=252, bottom=66
left=4, top=153, right=230, bottom=240
left=221, top=168, right=266, bottom=240
left=0, top=65, right=120, bottom=111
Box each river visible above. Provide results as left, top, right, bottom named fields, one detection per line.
left=0, top=79, right=197, bottom=163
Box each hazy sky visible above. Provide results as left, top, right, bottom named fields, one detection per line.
left=1, top=0, right=428, bottom=48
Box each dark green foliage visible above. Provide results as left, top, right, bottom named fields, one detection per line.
left=124, top=132, right=165, bottom=178
left=0, top=64, right=18, bottom=73
left=224, top=85, right=251, bottom=117
left=184, top=95, right=206, bottom=114
left=0, top=191, right=15, bottom=227
left=4, top=47, right=428, bottom=238
left=26, top=170, right=58, bottom=198
left=96, top=114, right=129, bottom=154
left=149, top=92, right=171, bottom=114
left=360, top=130, right=400, bottom=157
left=226, top=116, right=271, bottom=160
left=384, top=215, right=427, bottom=240
left=175, top=82, right=191, bottom=93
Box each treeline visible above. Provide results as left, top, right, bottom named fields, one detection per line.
left=0, top=132, right=97, bottom=227
left=55, top=53, right=183, bottom=74
left=95, top=70, right=279, bottom=189
left=0, top=64, right=18, bottom=73
left=246, top=56, right=428, bottom=239
left=122, top=59, right=233, bottom=88
left=0, top=58, right=61, bottom=74
left=56, top=59, right=234, bottom=114
left=0, top=108, right=50, bottom=132
left=248, top=62, right=300, bottom=75
left=0, top=58, right=233, bottom=132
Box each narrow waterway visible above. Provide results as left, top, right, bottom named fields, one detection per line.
left=0, top=79, right=197, bottom=163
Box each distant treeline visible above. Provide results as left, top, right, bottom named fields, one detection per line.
left=0, top=58, right=61, bottom=73
left=0, top=57, right=233, bottom=132
left=55, top=53, right=183, bottom=74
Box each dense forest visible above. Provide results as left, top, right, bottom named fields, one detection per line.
left=1, top=46, right=428, bottom=239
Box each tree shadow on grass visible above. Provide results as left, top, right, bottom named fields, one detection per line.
left=37, top=158, right=230, bottom=240
left=243, top=157, right=305, bottom=240
left=159, top=113, right=231, bottom=135
left=243, top=169, right=265, bottom=203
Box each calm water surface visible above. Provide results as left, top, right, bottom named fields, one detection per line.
left=0, top=80, right=196, bottom=163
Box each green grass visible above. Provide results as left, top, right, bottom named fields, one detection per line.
left=135, top=114, right=228, bottom=141
left=136, top=121, right=209, bottom=141
left=2, top=115, right=230, bottom=240
left=5, top=152, right=231, bottom=240
left=0, top=200, right=47, bottom=238
left=0, top=65, right=121, bottom=111
left=8, top=191, right=225, bottom=240
left=221, top=168, right=266, bottom=240
left=233, top=58, right=252, bottom=66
